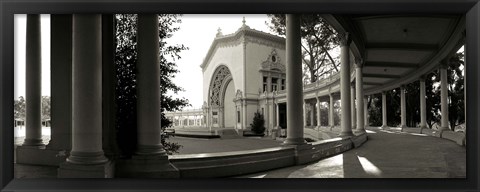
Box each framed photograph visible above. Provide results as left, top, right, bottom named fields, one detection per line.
left=1, top=0, right=479, bottom=191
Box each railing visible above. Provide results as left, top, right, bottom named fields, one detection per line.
left=276, top=71, right=341, bottom=98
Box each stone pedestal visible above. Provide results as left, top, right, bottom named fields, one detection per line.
left=115, top=155, right=179, bottom=178
left=58, top=161, right=114, bottom=178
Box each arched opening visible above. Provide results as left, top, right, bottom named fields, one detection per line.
left=223, top=80, right=235, bottom=128
left=208, top=65, right=236, bottom=128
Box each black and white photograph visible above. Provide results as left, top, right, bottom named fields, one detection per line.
left=1, top=1, right=480, bottom=191
left=11, top=13, right=467, bottom=179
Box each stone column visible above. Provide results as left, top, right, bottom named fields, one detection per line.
left=243, top=100, right=248, bottom=129
left=310, top=103, right=315, bottom=126
left=339, top=32, right=353, bottom=137
left=302, top=101, right=307, bottom=127
left=45, top=14, right=73, bottom=164
left=267, top=75, right=272, bottom=92
left=350, top=83, right=356, bottom=129
left=136, top=14, right=165, bottom=156
left=284, top=14, right=305, bottom=145
left=419, top=76, right=427, bottom=132
left=364, top=96, right=369, bottom=127
left=316, top=97, right=321, bottom=128
left=440, top=62, right=449, bottom=131
left=117, top=14, right=178, bottom=178
left=381, top=91, right=388, bottom=128
left=356, top=59, right=365, bottom=133
left=58, top=14, right=112, bottom=178
left=275, top=102, right=280, bottom=128
left=329, top=94, right=334, bottom=128
left=23, top=14, right=44, bottom=147
left=102, top=14, right=119, bottom=157
left=400, top=86, right=407, bottom=130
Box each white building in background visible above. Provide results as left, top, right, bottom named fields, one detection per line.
left=166, top=18, right=286, bottom=134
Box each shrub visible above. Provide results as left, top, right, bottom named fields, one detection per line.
left=250, top=111, right=266, bottom=134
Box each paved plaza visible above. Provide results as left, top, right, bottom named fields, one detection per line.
left=14, top=127, right=465, bottom=178
left=238, top=127, right=466, bottom=178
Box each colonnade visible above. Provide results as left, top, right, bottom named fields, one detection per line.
left=165, top=110, right=205, bottom=127
left=16, top=13, right=460, bottom=177
left=281, top=14, right=455, bottom=145
left=18, top=14, right=175, bottom=178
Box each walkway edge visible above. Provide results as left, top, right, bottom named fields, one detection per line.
left=168, top=134, right=368, bottom=178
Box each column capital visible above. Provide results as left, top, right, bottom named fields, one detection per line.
left=338, top=32, right=352, bottom=46
left=355, top=58, right=364, bottom=68
left=440, top=59, right=449, bottom=69
left=419, top=75, right=427, bottom=82
left=382, top=91, right=387, bottom=95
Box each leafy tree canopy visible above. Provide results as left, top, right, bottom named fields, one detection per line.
left=115, top=14, right=189, bottom=157
left=267, top=14, right=339, bottom=83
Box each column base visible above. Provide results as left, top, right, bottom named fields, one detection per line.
left=339, top=131, right=354, bottom=137
left=282, top=137, right=306, bottom=146
left=329, top=126, right=335, bottom=131
left=419, top=125, right=427, bottom=133
left=292, top=143, right=314, bottom=165
left=115, top=154, right=179, bottom=178
left=437, top=127, right=450, bottom=138
left=58, top=160, right=114, bottom=178
left=400, top=125, right=407, bottom=132
left=16, top=146, right=67, bottom=166
left=22, top=138, right=45, bottom=147
left=354, top=128, right=366, bottom=134
left=380, top=125, right=388, bottom=129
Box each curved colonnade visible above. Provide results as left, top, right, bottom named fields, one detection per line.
left=15, top=14, right=466, bottom=178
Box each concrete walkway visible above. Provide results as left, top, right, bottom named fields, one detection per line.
left=14, top=127, right=465, bottom=178
left=237, top=127, right=466, bottom=178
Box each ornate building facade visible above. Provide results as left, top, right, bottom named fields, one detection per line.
left=199, top=20, right=286, bottom=133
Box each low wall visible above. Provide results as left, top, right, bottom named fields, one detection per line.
left=419, top=128, right=466, bottom=146
left=169, top=133, right=368, bottom=178
left=170, top=146, right=296, bottom=178
left=395, top=127, right=466, bottom=147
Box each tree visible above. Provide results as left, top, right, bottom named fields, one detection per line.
left=13, top=96, right=51, bottom=126
left=250, top=111, right=266, bottom=134
left=368, top=94, right=382, bottom=127
left=41, top=96, right=51, bottom=123
left=14, top=96, right=26, bottom=123
left=115, top=14, right=189, bottom=157
left=447, top=52, right=465, bottom=131
left=267, top=14, right=339, bottom=83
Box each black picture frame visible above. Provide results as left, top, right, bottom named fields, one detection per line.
left=1, top=0, right=479, bottom=191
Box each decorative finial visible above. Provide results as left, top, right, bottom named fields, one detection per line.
left=239, top=16, right=250, bottom=30
left=216, top=27, right=223, bottom=37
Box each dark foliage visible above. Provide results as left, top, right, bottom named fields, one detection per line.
left=250, top=111, right=266, bottom=134
left=115, top=14, right=189, bottom=158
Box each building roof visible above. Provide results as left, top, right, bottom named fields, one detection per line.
left=200, top=20, right=285, bottom=70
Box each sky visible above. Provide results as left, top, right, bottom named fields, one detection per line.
left=165, top=14, right=271, bottom=109
left=14, top=14, right=51, bottom=99
left=14, top=14, right=463, bottom=109
left=14, top=14, right=271, bottom=109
